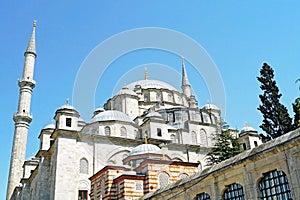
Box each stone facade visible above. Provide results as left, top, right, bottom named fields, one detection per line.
left=140, top=128, right=300, bottom=200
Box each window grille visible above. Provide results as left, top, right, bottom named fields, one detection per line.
left=197, top=192, right=211, bottom=200
left=158, top=172, right=170, bottom=188
left=258, top=170, right=293, bottom=199
left=223, top=183, right=245, bottom=200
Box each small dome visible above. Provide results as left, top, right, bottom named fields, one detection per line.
left=118, top=86, right=138, bottom=96
left=125, top=79, right=178, bottom=92
left=93, top=107, right=105, bottom=118
left=202, top=103, right=220, bottom=110
left=129, top=144, right=162, bottom=156
left=240, top=124, right=257, bottom=133
left=91, top=110, right=133, bottom=123
left=43, top=123, right=55, bottom=129
left=58, top=103, right=78, bottom=111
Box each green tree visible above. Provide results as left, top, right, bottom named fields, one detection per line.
left=293, top=78, right=300, bottom=129
left=206, top=130, right=242, bottom=166
left=257, top=63, right=293, bottom=139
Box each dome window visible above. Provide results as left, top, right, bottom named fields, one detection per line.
left=66, top=118, right=72, bottom=127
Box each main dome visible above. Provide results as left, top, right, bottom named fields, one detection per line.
left=91, top=110, right=133, bottom=123
left=125, top=79, right=178, bottom=92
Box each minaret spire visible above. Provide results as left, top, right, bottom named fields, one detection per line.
left=181, top=56, right=191, bottom=97
left=25, top=20, right=36, bottom=57
left=7, top=21, right=37, bottom=200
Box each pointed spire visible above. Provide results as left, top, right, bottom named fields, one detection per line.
left=25, top=20, right=37, bottom=57
left=181, top=56, right=190, bottom=86
left=181, top=56, right=191, bottom=97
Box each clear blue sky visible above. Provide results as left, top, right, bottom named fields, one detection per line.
left=1, top=1, right=299, bottom=199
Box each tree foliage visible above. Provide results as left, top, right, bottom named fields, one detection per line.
left=206, top=130, right=242, bottom=166
left=293, top=97, right=300, bottom=129
left=257, top=63, right=293, bottom=139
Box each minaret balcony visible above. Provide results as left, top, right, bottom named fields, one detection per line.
left=13, top=112, right=33, bottom=124
left=18, top=78, right=36, bottom=88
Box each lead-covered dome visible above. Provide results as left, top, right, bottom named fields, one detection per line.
left=202, top=103, right=220, bottom=110
left=43, top=123, right=55, bottom=130
left=125, top=79, right=178, bottom=92
left=91, top=110, right=133, bottom=123
left=129, top=144, right=162, bottom=156
left=240, top=124, right=257, bottom=133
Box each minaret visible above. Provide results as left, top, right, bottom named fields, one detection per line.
left=181, top=57, right=191, bottom=97
left=7, top=21, right=37, bottom=200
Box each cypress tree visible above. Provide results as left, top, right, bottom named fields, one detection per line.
left=206, top=130, right=242, bottom=166
left=293, top=78, right=300, bottom=129
left=293, top=97, right=300, bottom=129
left=257, top=63, right=293, bottom=139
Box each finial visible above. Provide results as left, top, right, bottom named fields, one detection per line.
left=144, top=67, right=148, bottom=80
left=66, top=98, right=69, bottom=105
left=144, top=133, right=148, bottom=144
left=130, top=160, right=133, bottom=171
left=182, top=56, right=185, bottom=66
left=25, top=20, right=37, bottom=56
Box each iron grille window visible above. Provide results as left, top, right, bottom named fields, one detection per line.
left=158, top=172, right=170, bottom=188
left=258, top=170, right=293, bottom=199
left=197, top=192, right=211, bottom=200
left=223, top=183, right=245, bottom=200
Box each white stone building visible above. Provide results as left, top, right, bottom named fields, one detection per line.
left=7, top=22, right=261, bottom=200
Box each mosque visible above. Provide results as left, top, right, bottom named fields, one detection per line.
left=7, top=22, right=299, bottom=200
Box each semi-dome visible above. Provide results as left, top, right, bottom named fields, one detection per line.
left=125, top=79, right=178, bottom=92
left=91, top=110, right=133, bottom=123
left=202, top=103, right=220, bottom=110
left=43, top=123, right=55, bottom=129
left=129, top=144, right=162, bottom=156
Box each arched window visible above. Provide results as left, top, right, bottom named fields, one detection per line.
left=167, top=93, right=172, bottom=101
left=202, top=113, right=211, bottom=124
left=223, top=183, right=245, bottom=200
left=156, top=92, right=161, bottom=101
left=104, top=126, right=111, bottom=136
left=134, top=130, right=139, bottom=139
left=179, top=173, right=189, bottom=180
left=191, top=131, right=197, bottom=144
left=144, top=93, right=150, bottom=102
left=196, top=192, right=211, bottom=200
left=79, top=158, right=88, bottom=174
left=258, top=170, right=292, bottom=199
left=120, top=126, right=127, bottom=137
left=158, top=172, right=170, bottom=188
left=170, top=134, right=177, bottom=143
left=199, top=129, right=208, bottom=146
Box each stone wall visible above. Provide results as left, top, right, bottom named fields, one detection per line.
left=141, top=128, right=300, bottom=200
